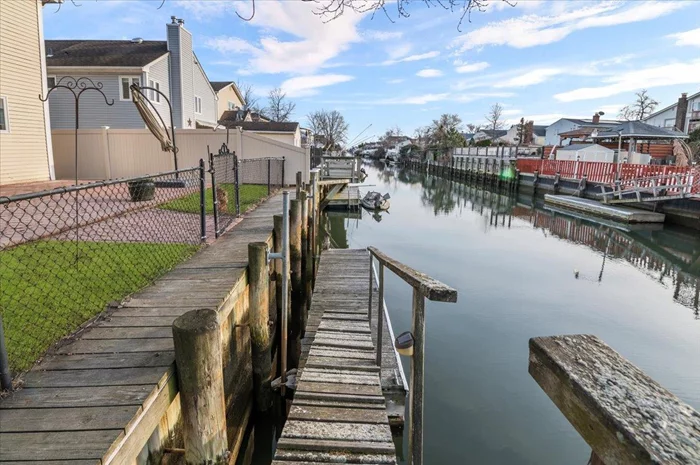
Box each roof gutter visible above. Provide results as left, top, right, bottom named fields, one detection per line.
left=47, top=65, right=144, bottom=74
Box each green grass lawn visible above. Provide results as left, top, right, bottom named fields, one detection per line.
left=0, top=240, right=199, bottom=373
left=160, top=183, right=269, bottom=215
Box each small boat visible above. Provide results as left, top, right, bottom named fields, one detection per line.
left=361, top=191, right=391, bottom=211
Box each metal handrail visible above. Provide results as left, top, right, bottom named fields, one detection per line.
left=367, top=246, right=457, bottom=465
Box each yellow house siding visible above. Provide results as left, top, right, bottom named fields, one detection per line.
left=215, top=85, right=245, bottom=119
left=0, top=0, right=51, bottom=185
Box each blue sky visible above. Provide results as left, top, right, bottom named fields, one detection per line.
left=44, top=0, right=700, bottom=142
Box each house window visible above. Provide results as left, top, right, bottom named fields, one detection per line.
left=194, top=96, right=202, bottom=114
left=0, top=96, right=9, bottom=132
left=692, top=101, right=700, bottom=112
left=228, top=101, right=236, bottom=110
left=663, top=118, right=675, bottom=128
left=147, top=79, right=161, bottom=103
left=47, top=76, right=56, bottom=88
left=119, top=76, right=140, bottom=101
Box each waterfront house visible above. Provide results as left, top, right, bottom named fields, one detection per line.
left=210, top=81, right=246, bottom=120
left=473, top=129, right=508, bottom=144
left=502, top=124, right=547, bottom=146
left=218, top=112, right=302, bottom=147
left=46, top=16, right=218, bottom=131
left=643, top=91, right=700, bottom=134
left=590, top=120, right=688, bottom=164
left=0, top=0, right=55, bottom=184
left=545, top=114, right=621, bottom=146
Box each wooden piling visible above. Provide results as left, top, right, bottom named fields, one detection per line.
left=289, top=198, right=303, bottom=367
left=299, top=190, right=310, bottom=324
left=172, top=309, right=228, bottom=465
left=248, top=242, right=272, bottom=412
left=295, top=171, right=302, bottom=199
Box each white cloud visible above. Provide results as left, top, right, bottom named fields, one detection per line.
left=492, top=68, right=564, bottom=88
left=386, top=78, right=405, bottom=84
left=455, top=62, right=490, bottom=74
left=555, top=59, right=700, bottom=102
left=203, top=2, right=365, bottom=74
left=502, top=109, right=523, bottom=116
left=370, top=93, right=449, bottom=105
left=280, top=74, right=355, bottom=97
left=364, top=30, right=403, bottom=41
left=416, top=68, right=443, bottom=78
left=452, top=1, right=686, bottom=53
left=667, top=27, right=700, bottom=47
left=382, top=51, right=440, bottom=65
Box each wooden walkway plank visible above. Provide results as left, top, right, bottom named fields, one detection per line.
left=274, top=249, right=398, bottom=464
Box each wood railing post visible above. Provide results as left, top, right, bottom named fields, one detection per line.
left=376, top=262, right=384, bottom=368
left=310, top=170, right=320, bottom=283
left=273, top=214, right=283, bottom=335
left=408, top=288, right=426, bottom=465
left=300, top=190, right=311, bottom=322
left=248, top=242, right=272, bottom=412
left=172, top=309, right=228, bottom=464
left=368, top=256, right=373, bottom=323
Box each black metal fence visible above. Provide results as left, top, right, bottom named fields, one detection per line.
left=0, top=149, right=285, bottom=384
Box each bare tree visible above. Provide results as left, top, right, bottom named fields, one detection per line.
left=465, top=123, right=482, bottom=133
left=307, top=109, right=349, bottom=151
left=619, top=89, right=659, bottom=121
left=485, top=103, right=504, bottom=136
left=235, top=80, right=261, bottom=112
left=428, top=114, right=464, bottom=154
left=265, top=87, right=296, bottom=122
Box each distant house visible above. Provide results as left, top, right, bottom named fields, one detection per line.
left=218, top=112, right=301, bottom=147
left=555, top=144, right=615, bottom=163
left=45, top=17, right=218, bottom=130
left=473, top=129, right=507, bottom=143
left=210, top=81, right=246, bottom=120
left=0, top=0, right=55, bottom=184
left=643, top=91, right=700, bottom=134
left=502, top=124, right=547, bottom=145
left=545, top=114, right=621, bottom=146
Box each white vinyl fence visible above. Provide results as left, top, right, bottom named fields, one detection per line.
left=52, top=127, right=310, bottom=185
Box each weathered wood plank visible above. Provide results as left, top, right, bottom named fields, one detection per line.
left=288, top=405, right=389, bottom=424
left=273, top=450, right=396, bottom=464
left=82, top=326, right=172, bottom=339
left=0, top=406, right=138, bottom=433
left=97, top=316, right=178, bottom=327
left=56, top=338, right=173, bottom=354
left=22, top=367, right=170, bottom=388
left=36, top=352, right=174, bottom=370
left=529, top=334, right=700, bottom=465
left=0, top=431, right=121, bottom=461
left=0, top=385, right=153, bottom=409
left=277, top=437, right=396, bottom=454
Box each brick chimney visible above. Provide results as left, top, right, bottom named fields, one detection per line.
left=592, top=112, right=600, bottom=124
left=674, top=93, right=688, bottom=132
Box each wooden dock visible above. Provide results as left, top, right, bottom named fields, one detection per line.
left=324, top=185, right=361, bottom=211
left=273, top=249, right=399, bottom=464
left=544, top=194, right=666, bottom=223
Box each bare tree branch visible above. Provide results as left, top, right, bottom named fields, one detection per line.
left=265, top=87, right=296, bottom=122
left=307, top=109, right=349, bottom=151
left=619, top=89, right=659, bottom=121
left=485, top=103, right=504, bottom=134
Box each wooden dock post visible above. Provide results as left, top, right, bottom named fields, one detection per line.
left=172, top=309, right=228, bottom=464
left=310, top=170, right=320, bottom=282
left=248, top=242, right=272, bottom=412
left=289, top=198, right=303, bottom=367
left=299, top=190, right=311, bottom=322
left=273, top=214, right=283, bottom=328
left=295, top=171, right=302, bottom=199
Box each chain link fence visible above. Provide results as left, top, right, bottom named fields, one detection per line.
left=0, top=149, right=285, bottom=382
left=209, top=144, right=285, bottom=236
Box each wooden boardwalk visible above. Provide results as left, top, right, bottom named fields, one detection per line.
left=273, top=249, right=398, bottom=464
left=0, top=193, right=288, bottom=464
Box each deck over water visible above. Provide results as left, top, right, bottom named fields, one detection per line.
left=325, top=186, right=361, bottom=210
left=273, top=249, right=399, bottom=464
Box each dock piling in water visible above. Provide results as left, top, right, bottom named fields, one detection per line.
left=248, top=242, right=272, bottom=412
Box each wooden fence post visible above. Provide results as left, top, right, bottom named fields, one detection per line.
left=248, top=242, right=272, bottom=412
left=172, top=309, right=228, bottom=464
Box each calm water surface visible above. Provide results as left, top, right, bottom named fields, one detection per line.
left=324, top=163, right=700, bottom=464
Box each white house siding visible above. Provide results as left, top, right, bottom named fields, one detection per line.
left=48, top=73, right=147, bottom=129
left=145, top=55, right=171, bottom=128
left=167, top=22, right=194, bottom=128
left=0, top=0, right=52, bottom=184
left=545, top=119, right=580, bottom=146
left=167, top=24, right=183, bottom=128
left=192, top=58, right=217, bottom=126
left=645, top=94, right=700, bottom=133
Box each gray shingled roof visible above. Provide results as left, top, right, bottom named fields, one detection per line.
left=593, top=121, right=688, bottom=139
left=210, top=81, right=233, bottom=92
left=218, top=112, right=299, bottom=132
left=533, top=125, right=547, bottom=137
left=45, top=40, right=168, bottom=67
left=480, top=129, right=508, bottom=138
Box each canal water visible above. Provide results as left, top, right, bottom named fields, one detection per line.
left=323, top=162, right=700, bottom=464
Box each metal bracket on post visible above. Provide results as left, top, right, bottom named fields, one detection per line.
left=267, top=191, right=291, bottom=395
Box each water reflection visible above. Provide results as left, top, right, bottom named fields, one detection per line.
left=388, top=164, right=700, bottom=316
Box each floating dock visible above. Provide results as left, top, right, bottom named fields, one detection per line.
left=274, top=249, right=402, bottom=464
left=323, top=185, right=362, bottom=211
left=544, top=195, right=665, bottom=223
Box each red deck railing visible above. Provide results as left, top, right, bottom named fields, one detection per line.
left=516, top=159, right=695, bottom=187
